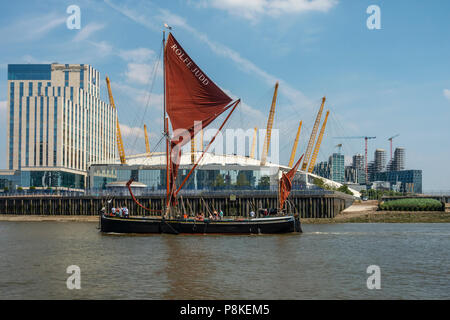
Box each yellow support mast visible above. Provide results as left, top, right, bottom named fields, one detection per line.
left=260, top=82, right=279, bottom=166
left=191, top=135, right=195, bottom=164
left=308, top=110, right=330, bottom=173
left=250, top=127, right=257, bottom=159
left=301, top=97, right=325, bottom=171
left=288, top=121, right=302, bottom=167
left=144, top=124, right=151, bottom=157
left=105, top=76, right=126, bottom=165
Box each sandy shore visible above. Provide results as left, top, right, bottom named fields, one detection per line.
left=0, top=215, right=99, bottom=222
left=302, top=200, right=450, bottom=224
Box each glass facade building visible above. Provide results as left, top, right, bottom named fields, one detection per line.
left=4, top=63, right=116, bottom=191
left=374, top=170, right=422, bottom=194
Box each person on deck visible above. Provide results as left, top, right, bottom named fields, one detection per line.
left=123, top=206, right=129, bottom=218
left=111, top=207, right=116, bottom=216
left=250, top=211, right=255, bottom=218
left=219, top=210, right=224, bottom=220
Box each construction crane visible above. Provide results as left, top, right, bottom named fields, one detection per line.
left=301, top=97, right=326, bottom=171
left=260, top=82, right=279, bottom=166
left=144, top=124, right=151, bottom=157
left=105, top=76, right=126, bottom=164
left=388, top=134, right=400, bottom=160
left=333, top=136, right=376, bottom=183
left=250, top=127, right=258, bottom=159
left=288, top=121, right=302, bottom=167
left=308, top=110, right=330, bottom=173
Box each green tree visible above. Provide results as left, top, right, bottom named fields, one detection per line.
left=213, top=174, right=226, bottom=188
left=236, top=172, right=250, bottom=187
left=337, top=184, right=354, bottom=196
left=258, top=176, right=270, bottom=188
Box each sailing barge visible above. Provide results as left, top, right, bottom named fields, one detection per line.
left=100, top=31, right=302, bottom=234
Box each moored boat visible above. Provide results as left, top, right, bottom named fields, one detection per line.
left=100, top=29, right=303, bottom=235
left=100, top=214, right=301, bottom=234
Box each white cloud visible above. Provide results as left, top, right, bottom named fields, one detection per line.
left=106, top=1, right=314, bottom=109
left=88, top=40, right=114, bottom=57
left=0, top=12, right=66, bottom=42
left=111, top=82, right=163, bottom=108
left=197, top=0, right=338, bottom=21
left=0, top=101, right=6, bottom=112
left=124, top=62, right=160, bottom=85
left=119, top=48, right=156, bottom=63
left=73, top=23, right=105, bottom=42
left=444, top=89, right=450, bottom=101
left=120, top=123, right=145, bottom=139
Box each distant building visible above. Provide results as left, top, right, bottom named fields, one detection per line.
left=329, top=153, right=344, bottom=184
left=352, top=153, right=365, bottom=184
left=374, top=149, right=386, bottom=172
left=345, top=165, right=358, bottom=184
left=374, top=170, right=422, bottom=194
left=313, top=161, right=330, bottom=180
left=3, top=63, right=116, bottom=191
left=388, top=147, right=405, bottom=171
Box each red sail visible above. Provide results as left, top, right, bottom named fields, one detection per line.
left=165, top=33, right=233, bottom=146
left=279, top=154, right=304, bottom=210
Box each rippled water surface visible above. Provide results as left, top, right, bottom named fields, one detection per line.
left=0, top=222, right=448, bottom=299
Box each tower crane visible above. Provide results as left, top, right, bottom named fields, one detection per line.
left=308, top=110, right=330, bottom=173
left=388, top=134, right=400, bottom=160
left=105, top=76, right=126, bottom=165
left=301, top=97, right=326, bottom=171
left=333, top=136, right=376, bottom=183
left=288, top=121, right=302, bottom=167
left=260, top=82, right=279, bottom=166
left=144, top=124, right=151, bottom=157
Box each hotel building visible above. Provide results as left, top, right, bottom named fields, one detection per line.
left=2, top=63, right=116, bottom=191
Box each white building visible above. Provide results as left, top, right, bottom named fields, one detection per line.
left=88, top=152, right=361, bottom=197
left=4, top=63, right=116, bottom=191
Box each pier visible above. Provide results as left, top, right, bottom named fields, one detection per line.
left=0, top=190, right=353, bottom=218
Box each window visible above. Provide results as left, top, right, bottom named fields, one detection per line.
left=8, top=64, right=51, bottom=80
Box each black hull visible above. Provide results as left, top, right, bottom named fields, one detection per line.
left=100, top=215, right=301, bottom=234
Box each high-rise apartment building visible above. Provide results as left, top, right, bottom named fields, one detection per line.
left=352, top=153, right=365, bottom=184
left=329, top=153, right=344, bottom=184
left=5, top=63, right=116, bottom=190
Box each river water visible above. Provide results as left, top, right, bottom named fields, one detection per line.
left=0, top=221, right=448, bottom=299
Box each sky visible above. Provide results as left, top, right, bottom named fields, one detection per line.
left=0, top=0, right=449, bottom=191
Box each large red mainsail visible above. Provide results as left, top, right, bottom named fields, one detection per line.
left=164, top=33, right=236, bottom=207
left=165, top=33, right=233, bottom=145
left=279, top=154, right=304, bottom=210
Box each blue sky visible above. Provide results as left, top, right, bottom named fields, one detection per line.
left=0, top=0, right=449, bottom=191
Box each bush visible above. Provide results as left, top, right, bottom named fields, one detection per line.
left=381, top=198, right=443, bottom=211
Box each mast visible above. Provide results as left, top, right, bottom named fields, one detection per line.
left=163, top=30, right=171, bottom=218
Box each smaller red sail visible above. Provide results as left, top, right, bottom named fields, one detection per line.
left=279, top=154, right=304, bottom=210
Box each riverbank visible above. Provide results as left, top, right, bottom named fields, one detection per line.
left=0, top=215, right=99, bottom=222
left=302, top=200, right=450, bottom=224
left=1, top=201, right=449, bottom=223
